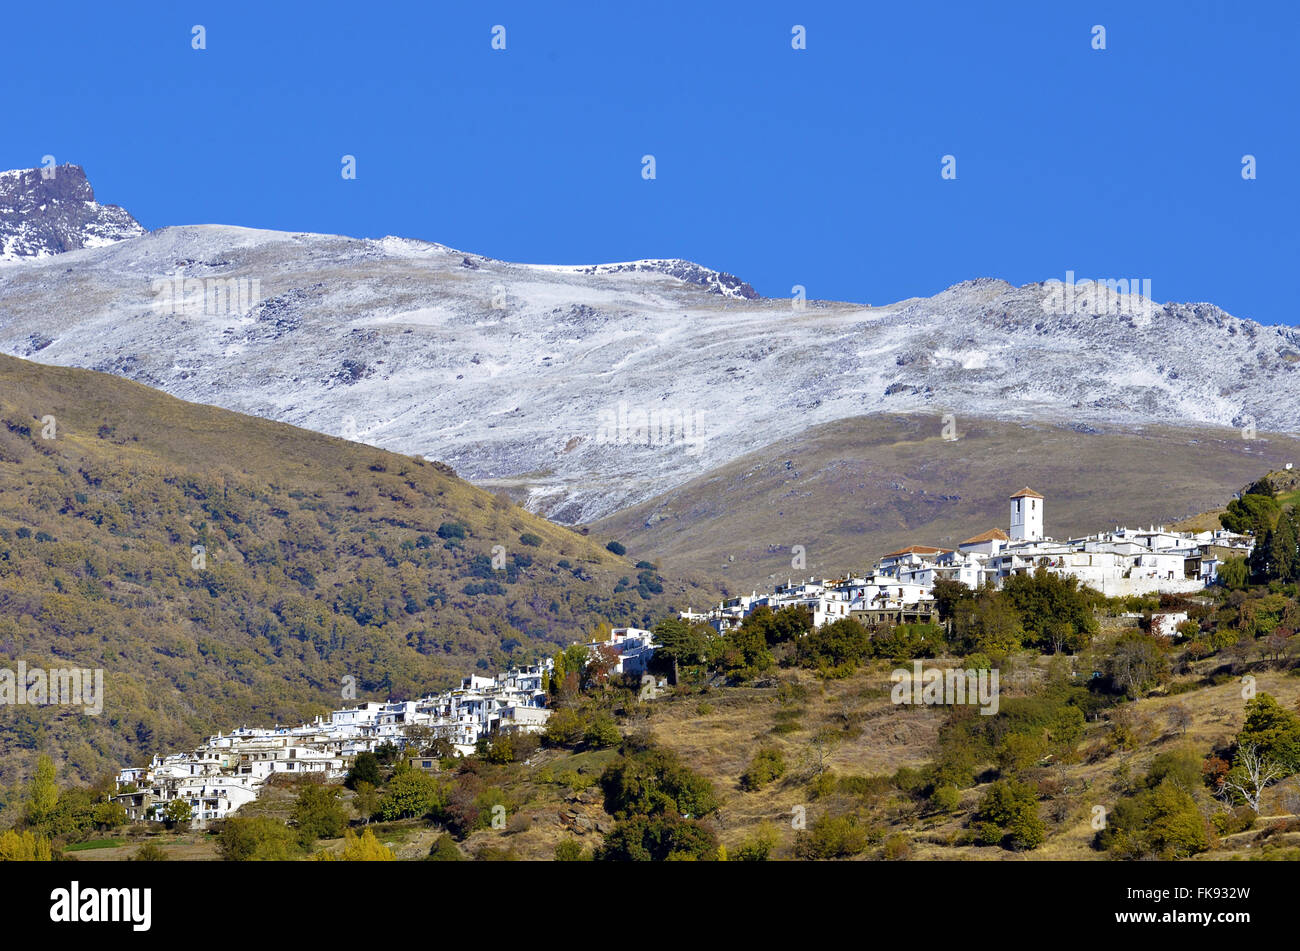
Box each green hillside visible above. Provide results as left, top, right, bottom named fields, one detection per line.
left=0, top=355, right=717, bottom=799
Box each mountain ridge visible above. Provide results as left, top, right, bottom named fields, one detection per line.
left=1, top=167, right=1297, bottom=527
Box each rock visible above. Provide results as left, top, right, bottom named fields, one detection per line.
left=0, top=164, right=144, bottom=259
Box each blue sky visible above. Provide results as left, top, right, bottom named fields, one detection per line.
left=3, top=1, right=1296, bottom=324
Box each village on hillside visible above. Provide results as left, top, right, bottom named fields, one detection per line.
left=115, top=488, right=1254, bottom=828
left=683, top=488, right=1253, bottom=632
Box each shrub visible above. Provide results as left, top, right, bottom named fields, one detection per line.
left=930, top=784, right=962, bottom=813
left=974, top=780, right=1045, bottom=851
left=740, top=747, right=786, bottom=791
left=217, top=816, right=299, bottom=861
left=605, top=541, right=627, bottom=556
left=600, top=747, right=718, bottom=819
left=882, top=833, right=913, bottom=860
left=428, top=834, right=465, bottom=861
left=794, top=813, right=872, bottom=860
left=554, top=838, right=588, bottom=861
left=735, top=822, right=779, bottom=861
left=596, top=814, right=718, bottom=861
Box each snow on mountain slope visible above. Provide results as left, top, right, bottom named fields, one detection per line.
left=1, top=219, right=1298, bottom=524
left=0, top=165, right=144, bottom=259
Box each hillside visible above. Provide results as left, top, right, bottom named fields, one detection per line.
left=0, top=355, right=717, bottom=799
left=590, top=414, right=1300, bottom=590
left=59, top=617, right=1300, bottom=864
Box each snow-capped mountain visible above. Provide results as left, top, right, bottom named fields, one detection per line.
left=0, top=164, right=144, bottom=260
left=0, top=169, right=1297, bottom=524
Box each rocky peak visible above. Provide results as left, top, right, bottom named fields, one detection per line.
left=0, top=164, right=145, bottom=260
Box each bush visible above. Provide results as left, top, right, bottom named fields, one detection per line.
left=794, top=813, right=872, bottom=860
left=605, top=540, right=627, bottom=556
left=735, top=822, right=779, bottom=861
left=882, top=833, right=913, bottom=861
left=597, top=814, right=718, bottom=861
left=583, top=716, right=622, bottom=749
left=600, top=747, right=718, bottom=819
left=428, top=833, right=465, bottom=861
left=930, top=784, right=962, bottom=814
left=217, top=816, right=299, bottom=861
left=542, top=708, right=588, bottom=748
left=740, top=747, right=786, bottom=791
left=519, top=532, right=543, bottom=547
left=554, top=838, right=588, bottom=861
left=974, top=780, right=1045, bottom=851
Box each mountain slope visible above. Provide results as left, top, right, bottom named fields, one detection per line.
left=1, top=210, right=1298, bottom=526
left=590, top=414, right=1300, bottom=589
left=0, top=354, right=716, bottom=796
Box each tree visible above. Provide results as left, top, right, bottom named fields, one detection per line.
left=1167, top=703, right=1193, bottom=738
left=596, top=814, right=719, bottom=861
left=583, top=716, right=622, bottom=749
left=292, top=784, right=348, bottom=846
left=599, top=747, right=719, bottom=819
left=333, top=827, right=395, bottom=861
left=1221, top=744, right=1285, bottom=814
left=1003, top=568, right=1099, bottom=652
left=1220, top=486, right=1280, bottom=538
left=975, top=779, right=1044, bottom=851
left=351, top=781, right=379, bottom=824
left=735, top=822, right=779, bottom=861
left=24, top=754, right=59, bottom=829
left=375, top=769, right=445, bottom=821
left=0, top=829, right=52, bottom=861
left=793, top=813, right=872, bottom=859
left=1266, top=510, right=1299, bottom=582
left=1217, top=555, right=1249, bottom=590
left=797, top=617, right=871, bottom=669
left=554, top=838, right=586, bottom=861
left=1236, top=693, right=1300, bottom=775
left=162, top=797, right=193, bottom=829
left=651, top=617, right=709, bottom=681
left=930, top=579, right=972, bottom=622
left=1105, top=632, right=1170, bottom=698
left=954, top=590, right=1023, bottom=660
left=217, top=816, right=298, bottom=861
left=345, top=752, right=381, bottom=790
left=131, top=842, right=169, bottom=861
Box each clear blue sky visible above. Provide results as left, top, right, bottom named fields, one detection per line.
left=3, top=1, right=1295, bottom=324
